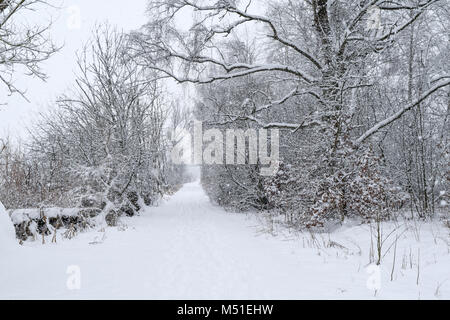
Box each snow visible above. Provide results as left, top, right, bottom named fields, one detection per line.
left=0, top=181, right=449, bottom=299
left=0, top=201, right=18, bottom=252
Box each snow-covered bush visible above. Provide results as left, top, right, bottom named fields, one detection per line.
left=131, top=0, right=450, bottom=230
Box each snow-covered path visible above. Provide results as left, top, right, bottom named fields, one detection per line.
left=1, top=181, right=449, bottom=299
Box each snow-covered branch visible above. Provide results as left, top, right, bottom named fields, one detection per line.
left=355, top=78, right=450, bottom=146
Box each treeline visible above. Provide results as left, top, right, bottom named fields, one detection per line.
left=0, top=26, right=189, bottom=230
left=129, top=0, right=449, bottom=228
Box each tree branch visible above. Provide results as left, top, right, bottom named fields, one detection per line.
left=355, top=78, right=450, bottom=146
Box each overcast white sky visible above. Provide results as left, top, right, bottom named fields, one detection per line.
left=0, top=0, right=149, bottom=140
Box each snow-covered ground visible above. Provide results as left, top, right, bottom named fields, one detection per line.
left=0, top=181, right=449, bottom=299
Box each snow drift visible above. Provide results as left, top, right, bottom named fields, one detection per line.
left=0, top=201, right=17, bottom=250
